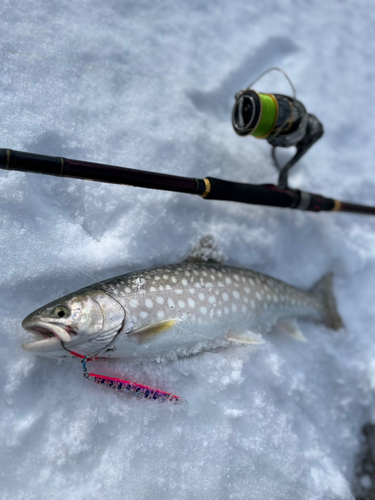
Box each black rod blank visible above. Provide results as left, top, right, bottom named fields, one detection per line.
left=0, top=149, right=200, bottom=194
left=1, top=149, right=374, bottom=216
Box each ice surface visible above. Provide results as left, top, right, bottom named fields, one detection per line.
left=1, top=1, right=375, bottom=499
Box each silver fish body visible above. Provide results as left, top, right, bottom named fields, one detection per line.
left=21, top=261, right=342, bottom=359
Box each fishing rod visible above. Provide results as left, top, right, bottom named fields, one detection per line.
left=1, top=69, right=374, bottom=216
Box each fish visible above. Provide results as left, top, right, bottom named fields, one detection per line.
left=21, top=239, right=343, bottom=360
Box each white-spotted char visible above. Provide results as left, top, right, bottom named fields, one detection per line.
left=21, top=260, right=343, bottom=359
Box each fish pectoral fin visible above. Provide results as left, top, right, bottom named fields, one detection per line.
left=130, top=319, right=181, bottom=344
left=227, top=330, right=265, bottom=344
left=276, top=319, right=307, bottom=342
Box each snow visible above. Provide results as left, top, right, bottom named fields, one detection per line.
left=1, top=1, right=375, bottom=498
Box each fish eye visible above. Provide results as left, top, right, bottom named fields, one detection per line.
left=53, top=306, right=70, bottom=318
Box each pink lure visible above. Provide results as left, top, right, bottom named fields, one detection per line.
left=71, top=351, right=182, bottom=404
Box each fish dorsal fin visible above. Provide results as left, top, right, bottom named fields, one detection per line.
left=184, top=235, right=224, bottom=264
left=276, top=319, right=307, bottom=342
left=130, top=319, right=181, bottom=344
left=227, top=330, right=265, bottom=345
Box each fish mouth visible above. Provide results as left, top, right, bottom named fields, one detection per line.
left=22, top=321, right=72, bottom=352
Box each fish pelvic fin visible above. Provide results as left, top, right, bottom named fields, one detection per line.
left=130, top=319, right=181, bottom=344
left=310, top=273, right=344, bottom=331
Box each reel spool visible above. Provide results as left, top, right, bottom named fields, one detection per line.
left=232, top=68, right=324, bottom=188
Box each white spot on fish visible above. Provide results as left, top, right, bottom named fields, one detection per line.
left=224, top=307, right=229, bottom=315
left=188, top=298, right=195, bottom=308
left=208, top=296, right=216, bottom=304
left=168, top=298, right=175, bottom=309
left=175, top=289, right=183, bottom=295
left=145, top=299, right=153, bottom=309
left=225, top=277, right=232, bottom=285
left=149, top=286, right=157, bottom=292
left=232, top=304, right=237, bottom=313
left=242, top=305, right=247, bottom=313
left=130, top=299, right=139, bottom=309
left=233, top=291, right=240, bottom=300
left=198, top=293, right=205, bottom=301
left=163, top=275, right=169, bottom=280
left=233, top=274, right=239, bottom=281
left=223, top=293, right=229, bottom=301
left=171, top=277, right=177, bottom=283
left=251, top=300, right=256, bottom=309
left=256, top=292, right=262, bottom=300
left=200, top=306, right=207, bottom=315
left=140, top=311, right=148, bottom=319
left=156, top=296, right=164, bottom=305
left=157, top=310, right=165, bottom=319
left=125, top=287, right=132, bottom=294
left=165, top=285, right=172, bottom=291
left=181, top=279, right=188, bottom=286
left=178, top=300, right=185, bottom=309
left=244, top=287, right=250, bottom=294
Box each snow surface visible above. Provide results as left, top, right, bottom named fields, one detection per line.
left=1, top=1, right=375, bottom=499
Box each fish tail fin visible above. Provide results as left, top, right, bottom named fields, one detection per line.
left=310, top=273, right=344, bottom=330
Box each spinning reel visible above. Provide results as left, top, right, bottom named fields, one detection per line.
left=232, top=68, right=323, bottom=188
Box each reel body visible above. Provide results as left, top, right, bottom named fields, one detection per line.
left=232, top=87, right=323, bottom=188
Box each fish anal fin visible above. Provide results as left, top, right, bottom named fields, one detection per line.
left=130, top=319, right=180, bottom=344
left=227, top=330, right=265, bottom=345
left=276, top=319, right=307, bottom=342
